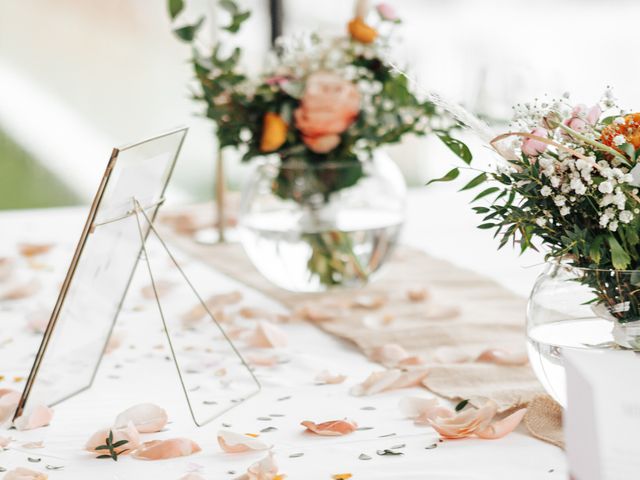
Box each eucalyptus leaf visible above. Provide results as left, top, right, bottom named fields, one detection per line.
left=168, top=0, right=184, bottom=19
left=437, top=133, right=473, bottom=164
left=459, top=172, right=487, bottom=191
left=426, top=168, right=459, bottom=186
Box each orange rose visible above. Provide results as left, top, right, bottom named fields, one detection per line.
left=294, top=72, right=360, bottom=154
left=348, top=17, right=378, bottom=44
left=260, top=112, right=288, bottom=152
left=601, top=113, right=640, bottom=150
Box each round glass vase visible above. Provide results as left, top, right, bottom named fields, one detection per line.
left=238, top=151, right=406, bottom=292
left=526, top=262, right=640, bottom=406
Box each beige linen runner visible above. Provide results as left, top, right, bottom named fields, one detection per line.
left=163, top=223, right=563, bottom=447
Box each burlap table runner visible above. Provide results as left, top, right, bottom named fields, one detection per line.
left=163, top=225, right=563, bottom=447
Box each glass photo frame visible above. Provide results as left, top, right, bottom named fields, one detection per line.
left=14, top=128, right=260, bottom=426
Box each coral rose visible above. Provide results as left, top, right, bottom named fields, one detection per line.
left=260, top=112, right=288, bottom=153
left=294, top=72, right=360, bottom=154
left=348, top=17, right=378, bottom=44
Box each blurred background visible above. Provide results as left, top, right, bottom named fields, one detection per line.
left=1, top=0, right=638, bottom=210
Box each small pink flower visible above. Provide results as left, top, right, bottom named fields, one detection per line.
left=376, top=3, right=399, bottom=22
left=564, top=104, right=601, bottom=132
left=265, top=75, right=289, bottom=87
left=521, top=127, right=548, bottom=157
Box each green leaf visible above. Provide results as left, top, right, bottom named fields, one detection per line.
left=609, top=237, right=631, bottom=269
left=95, top=445, right=110, bottom=451
left=173, top=16, right=204, bottom=41
left=219, top=0, right=239, bottom=14
left=459, top=172, right=487, bottom=191
left=96, top=455, right=112, bottom=459
left=589, top=236, right=604, bottom=264
left=471, top=186, right=500, bottom=203
left=223, top=10, right=251, bottom=33
left=477, top=223, right=497, bottom=229
left=168, top=0, right=184, bottom=19
left=437, top=133, right=472, bottom=164
left=426, top=168, right=459, bottom=186
left=455, top=399, right=469, bottom=411
left=112, top=440, right=129, bottom=448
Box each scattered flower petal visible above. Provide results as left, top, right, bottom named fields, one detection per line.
left=22, top=441, right=44, bottom=449
left=333, top=474, right=352, bottom=480
left=0, top=389, right=20, bottom=424
left=1, top=279, right=40, bottom=300
left=104, top=331, right=125, bottom=354
left=245, top=353, right=279, bottom=367
left=14, top=405, right=53, bottom=431
left=114, top=403, right=168, bottom=433
left=243, top=451, right=282, bottom=480
left=2, top=467, right=48, bottom=479
left=140, top=280, right=174, bottom=300
left=178, top=474, right=206, bottom=480
left=301, top=419, right=357, bottom=436
left=406, top=287, right=429, bottom=302
left=246, top=322, right=288, bottom=349
left=18, top=243, right=54, bottom=257
left=182, top=291, right=243, bottom=324
left=476, top=348, right=529, bottom=366
left=85, top=421, right=141, bottom=454
left=131, top=438, right=201, bottom=460
left=25, top=310, right=50, bottom=334
left=476, top=408, right=527, bottom=439
left=351, top=294, right=386, bottom=310
left=0, top=257, right=15, bottom=282
left=315, top=370, right=346, bottom=385
left=0, top=436, right=13, bottom=447
left=399, top=397, right=453, bottom=426
left=370, top=344, right=422, bottom=367
left=429, top=400, right=498, bottom=439
left=350, top=369, right=429, bottom=396
left=217, top=430, right=270, bottom=453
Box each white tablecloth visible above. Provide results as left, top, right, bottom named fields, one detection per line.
left=0, top=193, right=564, bottom=480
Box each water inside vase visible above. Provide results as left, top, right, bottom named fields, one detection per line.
left=526, top=318, right=613, bottom=407
left=240, top=208, right=403, bottom=292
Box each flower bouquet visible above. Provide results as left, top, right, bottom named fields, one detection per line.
left=433, top=89, right=640, bottom=350
left=167, top=0, right=466, bottom=291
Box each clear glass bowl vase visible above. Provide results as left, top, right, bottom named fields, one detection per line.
left=238, top=152, right=406, bottom=292
left=526, top=262, right=640, bottom=406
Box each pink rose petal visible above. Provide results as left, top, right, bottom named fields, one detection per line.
left=13, top=405, right=53, bottom=431
left=114, top=403, right=168, bottom=433
left=406, top=287, right=429, bottom=302
left=429, top=400, right=498, bottom=439
left=370, top=344, right=409, bottom=366
left=2, top=467, right=48, bottom=480
left=301, top=419, right=357, bottom=436
left=182, top=291, right=243, bottom=324
left=476, top=408, right=527, bottom=439
left=399, top=397, right=453, bottom=426
left=350, top=368, right=429, bottom=396
left=104, top=331, right=125, bottom=354
left=0, top=389, right=21, bottom=424
left=1, top=279, right=41, bottom=300
left=246, top=321, right=288, bottom=349
left=476, top=348, right=529, bottom=366
left=85, top=421, right=141, bottom=454
left=245, top=451, right=280, bottom=480
left=0, top=257, right=15, bottom=282
left=217, top=430, right=270, bottom=453
left=0, top=436, right=12, bottom=448
left=315, top=370, right=347, bottom=385
left=351, top=294, right=387, bottom=310
left=131, top=438, right=201, bottom=460
left=245, top=353, right=279, bottom=367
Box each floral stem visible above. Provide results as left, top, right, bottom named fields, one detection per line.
left=557, top=123, right=629, bottom=165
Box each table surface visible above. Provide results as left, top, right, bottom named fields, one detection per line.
left=0, top=190, right=564, bottom=480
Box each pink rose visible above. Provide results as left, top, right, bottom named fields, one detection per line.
left=521, top=127, right=548, bottom=157
left=376, top=3, right=399, bottom=21
left=564, top=104, right=601, bottom=132
left=294, top=72, right=360, bottom=154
